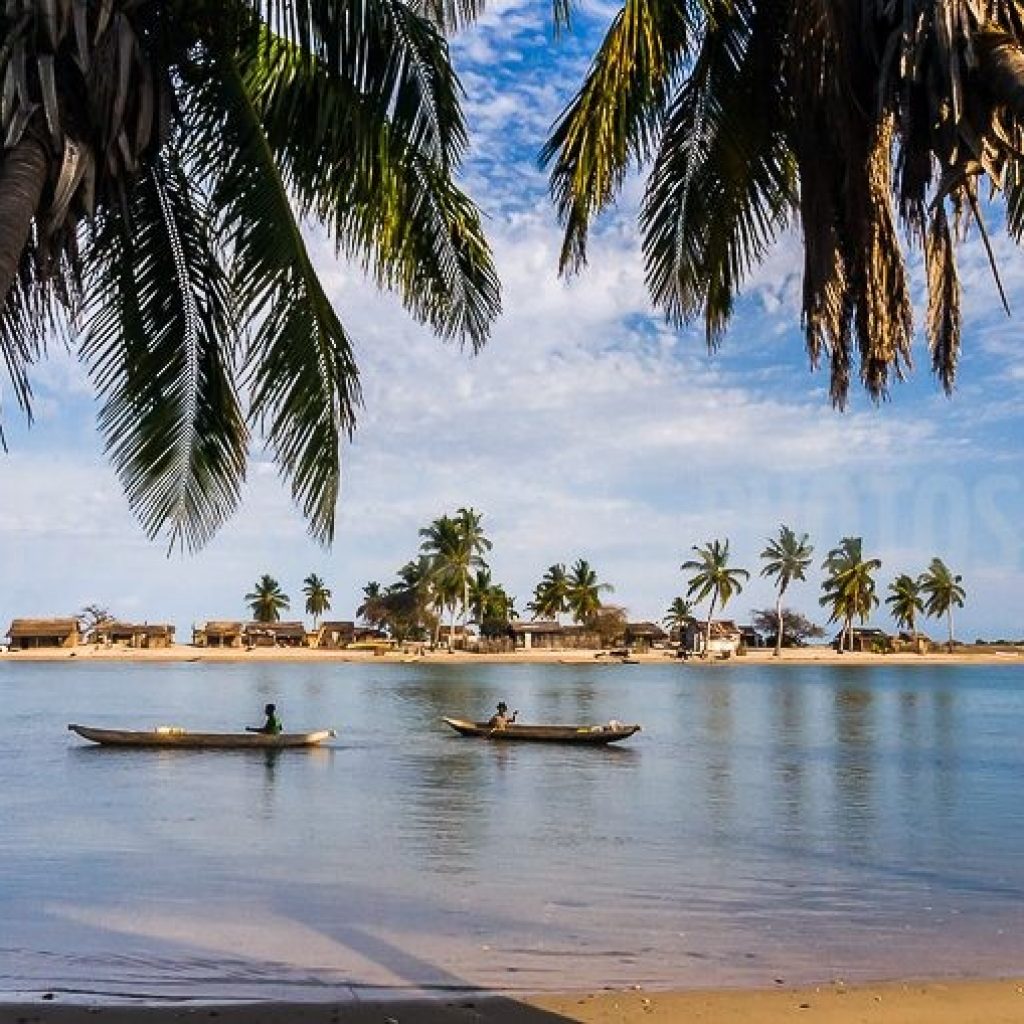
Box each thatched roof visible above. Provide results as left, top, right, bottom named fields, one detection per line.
left=7, top=618, right=78, bottom=638
left=203, top=621, right=243, bottom=635
left=105, top=622, right=175, bottom=637
left=510, top=620, right=562, bottom=634
left=319, top=620, right=354, bottom=631
left=245, top=621, right=307, bottom=637
left=627, top=621, right=667, bottom=638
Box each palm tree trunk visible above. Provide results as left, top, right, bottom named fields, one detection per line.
left=947, top=606, right=954, bottom=654
left=448, top=605, right=457, bottom=652
left=774, top=592, right=783, bottom=657
left=704, top=595, right=717, bottom=660
left=0, top=135, right=48, bottom=312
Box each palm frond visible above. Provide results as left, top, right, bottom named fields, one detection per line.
left=541, top=0, right=709, bottom=271
left=186, top=46, right=359, bottom=545
left=641, top=0, right=795, bottom=345
left=80, top=151, right=247, bottom=553
left=243, top=31, right=499, bottom=349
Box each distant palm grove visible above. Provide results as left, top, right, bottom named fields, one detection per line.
left=246, top=512, right=968, bottom=656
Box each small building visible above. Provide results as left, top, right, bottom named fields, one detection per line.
left=99, top=622, right=176, bottom=649
left=738, top=625, right=765, bottom=649
left=681, top=619, right=742, bottom=657
left=834, top=627, right=892, bottom=653
left=244, top=621, right=308, bottom=648
left=438, top=624, right=475, bottom=649
left=194, top=621, right=244, bottom=648
left=6, top=618, right=80, bottom=650
left=316, top=620, right=355, bottom=649
left=625, top=621, right=668, bottom=650
left=510, top=620, right=563, bottom=651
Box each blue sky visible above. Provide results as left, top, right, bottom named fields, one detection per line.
left=1, top=0, right=1022, bottom=640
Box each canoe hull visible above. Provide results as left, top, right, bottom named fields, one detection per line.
left=442, top=717, right=640, bottom=744
left=68, top=724, right=335, bottom=749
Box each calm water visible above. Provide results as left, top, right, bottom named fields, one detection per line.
left=2, top=660, right=1023, bottom=1002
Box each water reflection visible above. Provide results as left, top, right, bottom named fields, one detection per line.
left=832, top=679, right=876, bottom=853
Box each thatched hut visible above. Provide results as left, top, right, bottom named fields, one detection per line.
left=6, top=618, right=80, bottom=649
left=97, top=622, right=176, bottom=649
left=510, top=620, right=562, bottom=651
left=625, top=621, right=668, bottom=651
left=244, top=621, right=308, bottom=648
left=194, top=621, right=244, bottom=648
left=316, top=620, right=355, bottom=649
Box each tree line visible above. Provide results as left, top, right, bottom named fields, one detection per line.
left=240, top=514, right=967, bottom=656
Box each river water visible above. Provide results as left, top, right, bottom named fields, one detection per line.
left=1, top=659, right=1022, bottom=1002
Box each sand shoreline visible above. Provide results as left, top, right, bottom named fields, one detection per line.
left=2, top=979, right=1024, bottom=1023
left=1, top=644, right=1021, bottom=666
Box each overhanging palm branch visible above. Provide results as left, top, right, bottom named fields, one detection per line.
left=543, top=0, right=1024, bottom=404
left=0, top=0, right=500, bottom=549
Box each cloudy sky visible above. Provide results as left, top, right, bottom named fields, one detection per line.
left=2, top=0, right=1022, bottom=640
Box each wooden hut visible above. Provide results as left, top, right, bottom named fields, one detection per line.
left=194, top=621, right=244, bottom=648
left=834, top=627, right=892, bottom=653
left=316, top=620, right=355, bottom=649
left=681, top=619, right=742, bottom=657
left=6, top=618, right=80, bottom=650
left=97, top=622, right=176, bottom=649
left=244, top=621, right=308, bottom=648
left=510, top=620, right=563, bottom=651
left=625, top=621, right=668, bottom=651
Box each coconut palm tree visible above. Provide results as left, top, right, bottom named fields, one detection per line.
left=528, top=563, right=570, bottom=621
left=468, top=568, right=516, bottom=637
left=886, top=574, right=924, bottom=643
left=919, top=558, right=966, bottom=654
left=302, top=573, right=332, bottom=628
left=357, top=582, right=388, bottom=631
left=245, top=574, right=290, bottom=623
left=565, top=558, right=614, bottom=625
left=419, top=509, right=491, bottom=649
left=760, top=525, right=814, bottom=657
left=662, top=596, right=695, bottom=638
left=542, top=2, right=1024, bottom=406
left=819, top=538, right=881, bottom=651
left=0, top=0, right=499, bottom=551
left=681, top=540, right=749, bottom=658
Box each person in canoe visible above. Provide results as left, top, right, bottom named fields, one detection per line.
left=247, top=702, right=283, bottom=735
left=487, top=702, right=517, bottom=730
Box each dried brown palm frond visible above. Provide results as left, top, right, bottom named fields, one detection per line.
left=544, top=0, right=1024, bottom=404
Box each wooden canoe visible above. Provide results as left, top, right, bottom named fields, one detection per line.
left=68, top=724, right=336, bottom=749
left=442, top=717, right=641, bottom=744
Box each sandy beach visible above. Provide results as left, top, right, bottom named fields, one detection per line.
left=1, top=644, right=1021, bottom=666
left=2, top=980, right=1024, bottom=1023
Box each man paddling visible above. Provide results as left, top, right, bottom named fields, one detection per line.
left=487, top=701, right=517, bottom=731
left=247, top=702, right=283, bottom=735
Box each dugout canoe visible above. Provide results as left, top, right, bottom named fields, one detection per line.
left=442, top=717, right=640, bottom=744
left=68, top=724, right=336, bottom=749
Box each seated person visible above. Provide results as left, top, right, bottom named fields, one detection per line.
left=487, top=701, right=515, bottom=730
left=249, top=702, right=283, bottom=735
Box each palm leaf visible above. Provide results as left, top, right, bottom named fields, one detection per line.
left=641, top=0, right=795, bottom=344
left=80, top=150, right=247, bottom=552
left=243, top=30, right=499, bottom=349
left=541, top=0, right=710, bottom=271
left=185, top=45, right=359, bottom=545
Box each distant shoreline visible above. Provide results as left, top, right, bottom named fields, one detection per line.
left=1, top=644, right=1021, bottom=666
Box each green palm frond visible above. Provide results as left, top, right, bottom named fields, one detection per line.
left=541, top=0, right=708, bottom=271
left=244, top=27, right=498, bottom=349
left=186, top=45, right=359, bottom=545
left=81, top=151, right=247, bottom=553
left=641, top=0, right=795, bottom=344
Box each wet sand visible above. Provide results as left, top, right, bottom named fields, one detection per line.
left=3, top=980, right=1024, bottom=1023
